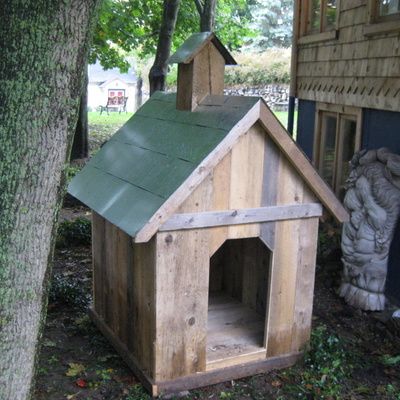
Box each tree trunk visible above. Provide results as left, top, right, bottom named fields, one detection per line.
left=149, top=0, right=181, bottom=95
left=70, top=65, right=89, bottom=161
left=0, top=1, right=100, bottom=399
left=200, top=0, right=216, bottom=32
left=135, top=77, right=143, bottom=111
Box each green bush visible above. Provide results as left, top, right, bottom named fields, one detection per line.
left=49, top=272, right=91, bottom=309
left=225, top=49, right=291, bottom=87
left=56, top=217, right=91, bottom=248
left=165, top=49, right=291, bottom=89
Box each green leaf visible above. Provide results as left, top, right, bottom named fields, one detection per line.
left=65, top=363, right=85, bottom=377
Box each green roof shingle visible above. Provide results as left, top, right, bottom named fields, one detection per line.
left=68, top=91, right=258, bottom=237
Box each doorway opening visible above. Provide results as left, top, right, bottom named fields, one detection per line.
left=207, top=237, right=271, bottom=369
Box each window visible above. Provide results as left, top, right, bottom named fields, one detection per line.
left=108, top=89, right=125, bottom=105
left=308, top=0, right=337, bottom=34
left=300, top=0, right=338, bottom=37
left=365, top=0, right=400, bottom=35
left=314, top=105, right=361, bottom=198
left=377, top=0, right=400, bottom=20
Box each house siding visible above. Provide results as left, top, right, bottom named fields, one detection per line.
left=294, top=0, right=400, bottom=305
left=296, top=1, right=400, bottom=113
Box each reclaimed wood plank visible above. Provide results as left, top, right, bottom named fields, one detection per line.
left=154, top=230, right=209, bottom=381
left=160, top=204, right=323, bottom=231
left=132, top=238, right=156, bottom=377
left=291, top=217, right=319, bottom=352
left=92, top=212, right=106, bottom=318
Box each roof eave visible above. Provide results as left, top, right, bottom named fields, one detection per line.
left=258, top=99, right=349, bottom=223
left=168, top=32, right=237, bottom=65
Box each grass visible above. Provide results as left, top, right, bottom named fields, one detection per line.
left=88, top=111, right=133, bottom=126
left=274, top=110, right=297, bottom=138
left=88, top=111, right=133, bottom=153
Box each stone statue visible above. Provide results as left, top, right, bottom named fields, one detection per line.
left=340, top=148, right=400, bottom=311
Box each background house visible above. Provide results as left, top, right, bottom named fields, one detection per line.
left=291, top=0, right=400, bottom=302
left=88, top=62, right=138, bottom=112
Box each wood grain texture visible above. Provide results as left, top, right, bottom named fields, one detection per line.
left=260, top=134, right=281, bottom=250
left=154, top=352, right=302, bottom=396
left=176, top=42, right=225, bottom=111
left=131, top=239, right=156, bottom=377
left=291, top=217, right=319, bottom=353
left=92, top=212, right=106, bottom=318
left=160, top=204, right=323, bottom=231
left=264, top=153, right=318, bottom=356
left=92, top=215, right=156, bottom=377
left=154, top=230, right=210, bottom=381
left=228, top=123, right=265, bottom=239
left=265, top=219, right=301, bottom=356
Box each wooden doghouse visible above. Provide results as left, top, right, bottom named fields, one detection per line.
left=69, top=32, right=348, bottom=396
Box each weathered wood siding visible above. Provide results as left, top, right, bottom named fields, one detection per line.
left=296, top=0, right=400, bottom=111
left=92, top=212, right=156, bottom=377
left=151, top=123, right=320, bottom=379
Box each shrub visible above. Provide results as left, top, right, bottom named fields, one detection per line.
left=56, top=217, right=91, bottom=248
left=165, top=48, right=291, bottom=89
left=225, top=49, right=291, bottom=87
left=49, top=272, right=91, bottom=309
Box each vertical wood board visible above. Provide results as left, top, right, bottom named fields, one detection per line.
left=154, top=230, right=210, bottom=381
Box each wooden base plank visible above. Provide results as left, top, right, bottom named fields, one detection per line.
left=155, top=352, right=302, bottom=396
left=90, top=308, right=302, bottom=397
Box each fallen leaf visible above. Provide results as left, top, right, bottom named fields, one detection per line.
left=66, top=363, right=85, bottom=377
left=271, top=380, right=282, bottom=387
left=305, top=383, right=313, bottom=390
left=76, top=378, right=87, bottom=388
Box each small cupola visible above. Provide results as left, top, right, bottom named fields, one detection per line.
left=169, top=32, right=237, bottom=111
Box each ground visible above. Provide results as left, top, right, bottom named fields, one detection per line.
left=34, top=111, right=400, bottom=400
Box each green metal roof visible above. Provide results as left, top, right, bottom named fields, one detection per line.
left=168, top=32, right=237, bottom=65
left=68, top=92, right=258, bottom=237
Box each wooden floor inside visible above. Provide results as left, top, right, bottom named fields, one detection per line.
left=206, top=293, right=266, bottom=370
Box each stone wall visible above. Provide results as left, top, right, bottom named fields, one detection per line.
left=224, top=84, right=290, bottom=111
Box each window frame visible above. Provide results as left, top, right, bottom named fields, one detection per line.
left=298, top=0, right=340, bottom=44
left=313, top=103, right=362, bottom=197
left=364, top=0, right=400, bottom=36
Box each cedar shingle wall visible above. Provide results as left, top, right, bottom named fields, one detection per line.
left=296, top=0, right=400, bottom=111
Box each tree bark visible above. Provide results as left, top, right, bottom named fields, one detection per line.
left=0, top=1, right=100, bottom=399
left=149, top=0, right=181, bottom=95
left=200, top=0, right=216, bottom=32
left=70, top=65, right=89, bottom=161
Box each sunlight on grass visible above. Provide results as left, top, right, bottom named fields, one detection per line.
left=88, top=111, right=133, bottom=126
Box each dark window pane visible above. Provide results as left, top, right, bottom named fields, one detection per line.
left=379, top=0, right=400, bottom=16
left=321, top=115, right=337, bottom=186
left=325, top=0, right=337, bottom=29
left=337, top=118, right=357, bottom=198
left=310, top=0, right=321, bottom=33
